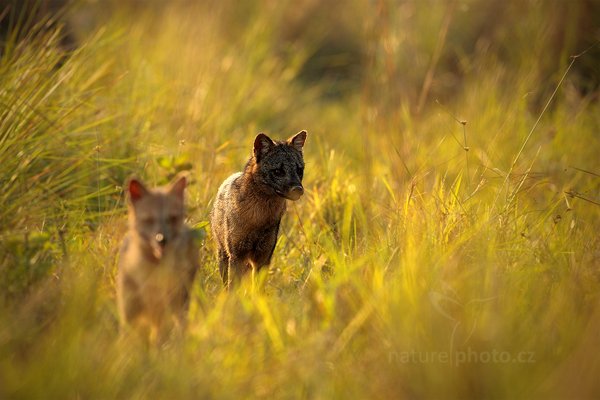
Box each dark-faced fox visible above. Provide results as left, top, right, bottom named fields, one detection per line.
left=210, top=130, right=307, bottom=287
left=117, top=173, right=199, bottom=343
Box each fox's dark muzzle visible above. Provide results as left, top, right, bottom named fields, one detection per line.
left=285, top=185, right=304, bottom=201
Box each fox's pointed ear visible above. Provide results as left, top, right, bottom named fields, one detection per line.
left=254, top=133, right=275, bottom=161
left=127, top=178, right=148, bottom=203
left=168, top=173, right=187, bottom=200
left=288, top=130, right=307, bottom=152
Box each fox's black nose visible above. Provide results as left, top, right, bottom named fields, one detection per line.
left=155, top=233, right=167, bottom=247
left=286, top=185, right=304, bottom=201
left=292, top=185, right=304, bottom=195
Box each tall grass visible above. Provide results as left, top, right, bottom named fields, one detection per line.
left=1, top=1, right=599, bottom=399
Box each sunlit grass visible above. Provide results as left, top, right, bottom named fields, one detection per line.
left=1, top=1, right=599, bottom=399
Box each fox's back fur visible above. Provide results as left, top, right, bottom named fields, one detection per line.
left=211, top=131, right=307, bottom=287
left=117, top=174, right=198, bottom=342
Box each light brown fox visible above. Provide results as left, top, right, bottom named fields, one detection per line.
left=117, top=173, right=199, bottom=343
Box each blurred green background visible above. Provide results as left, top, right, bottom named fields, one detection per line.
left=0, top=0, right=599, bottom=398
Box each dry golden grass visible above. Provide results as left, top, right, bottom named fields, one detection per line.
left=1, top=1, right=599, bottom=398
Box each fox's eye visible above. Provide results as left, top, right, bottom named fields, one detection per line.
left=169, top=215, right=180, bottom=224
left=272, top=167, right=285, bottom=177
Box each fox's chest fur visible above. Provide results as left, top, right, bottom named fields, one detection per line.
left=119, top=231, right=194, bottom=287
left=218, top=172, right=286, bottom=233
left=117, top=229, right=197, bottom=330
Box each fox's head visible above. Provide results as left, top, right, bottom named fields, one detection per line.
left=251, top=130, right=307, bottom=201
left=126, top=173, right=188, bottom=260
